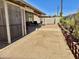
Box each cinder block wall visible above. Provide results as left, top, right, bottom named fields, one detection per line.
left=41, top=17, right=61, bottom=25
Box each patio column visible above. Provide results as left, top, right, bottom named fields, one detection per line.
left=24, top=10, right=27, bottom=35
left=3, top=0, right=11, bottom=44
left=21, top=8, right=27, bottom=35
left=21, top=9, right=25, bottom=36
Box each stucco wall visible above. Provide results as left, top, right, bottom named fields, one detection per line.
left=34, top=15, right=40, bottom=23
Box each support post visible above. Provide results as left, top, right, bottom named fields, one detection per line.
left=24, top=10, right=27, bottom=35
left=21, top=9, right=25, bottom=36
left=3, top=0, right=11, bottom=44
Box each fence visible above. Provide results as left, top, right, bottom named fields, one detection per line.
left=41, top=17, right=60, bottom=25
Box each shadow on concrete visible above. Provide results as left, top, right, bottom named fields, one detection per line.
left=0, top=22, right=42, bottom=49
left=26, top=21, right=41, bottom=34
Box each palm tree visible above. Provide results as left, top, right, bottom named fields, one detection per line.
left=60, top=0, right=63, bottom=17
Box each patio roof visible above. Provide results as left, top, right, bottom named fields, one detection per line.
left=8, top=0, right=46, bottom=15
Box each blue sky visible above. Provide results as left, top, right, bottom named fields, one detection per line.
left=25, top=0, right=79, bottom=16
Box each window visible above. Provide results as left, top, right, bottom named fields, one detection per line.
left=25, top=12, right=34, bottom=22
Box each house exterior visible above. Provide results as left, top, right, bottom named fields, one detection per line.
left=0, top=0, right=45, bottom=44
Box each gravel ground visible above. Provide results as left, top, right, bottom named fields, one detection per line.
left=0, top=25, right=75, bottom=59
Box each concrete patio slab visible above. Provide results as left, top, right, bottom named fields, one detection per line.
left=0, top=25, right=75, bottom=59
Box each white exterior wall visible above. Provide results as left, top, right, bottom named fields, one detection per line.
left=34, top=15, right=40, bottom=23
left=41, top=17, right=61, bottom=25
